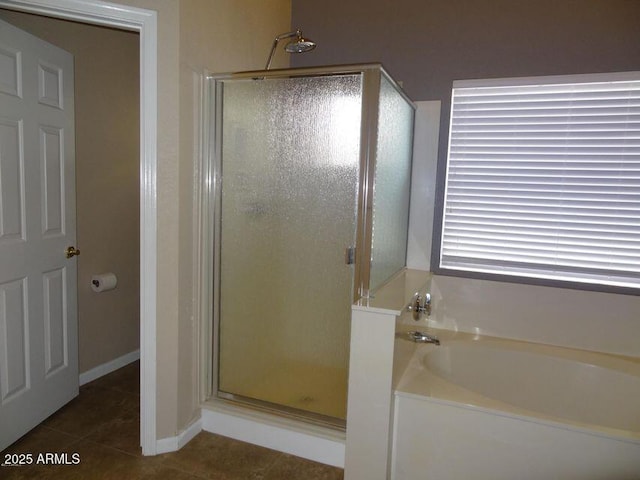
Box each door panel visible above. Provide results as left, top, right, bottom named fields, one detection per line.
left=0, top=18, right=77, bottom=451
left=0, top=278, right=29, bottom=403
left=43, top=267, right=67, bottom=377
left=0, top=118, right=24, bottom=241
left=216, top=75, right=363, bottom=421
left=37, top=61, right=64, bottom=109
left=41, top=125, right=64, bottom=236
left=0, top=44, right=21, bottom=97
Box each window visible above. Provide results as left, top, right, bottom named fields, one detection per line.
left=440, top=72, right=640, bottom=289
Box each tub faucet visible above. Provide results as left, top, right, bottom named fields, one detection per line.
left=407, top=292, right=431, bottom=320
left=408, top=330, right=440, bottom=345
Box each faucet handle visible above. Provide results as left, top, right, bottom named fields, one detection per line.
left=423, top=293, right=431, bottom=317
left=407, top=292, right=432, bottom=320
left=407, top=292, right=422, bottom=320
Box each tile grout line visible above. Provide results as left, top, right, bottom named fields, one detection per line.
left=42, top=374, right=142, bottom=447
left=261, top=450, right=290, bottom=477
left=155, top=457, right=212, bottom=480
left=78, top=439, right=141, bottom=459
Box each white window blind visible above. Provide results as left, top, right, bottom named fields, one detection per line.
left=440, top=72, right=640, bottom=289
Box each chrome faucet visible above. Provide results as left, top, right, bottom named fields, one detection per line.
left=407, top=292, right=431, bottom=320
left=407, top=330, right=440, bottom=345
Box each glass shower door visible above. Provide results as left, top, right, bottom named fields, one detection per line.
left=216, top=74, right=363, bottom=422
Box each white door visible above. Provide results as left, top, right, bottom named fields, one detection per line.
left=0, top=18, right=77, bottom=451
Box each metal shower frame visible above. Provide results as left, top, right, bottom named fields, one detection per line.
left=202, top=64, right=415, bottom=426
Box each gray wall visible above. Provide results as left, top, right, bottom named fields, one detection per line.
left=291, top=0, right=640, bottom=266
left=292, top=1, right=640, bottom=101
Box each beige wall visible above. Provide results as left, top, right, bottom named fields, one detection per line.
left=111, top=0, right=291, bottom=439
left=119, top=0, right=182, bottom=441
left=426, top=274, right=640, bottom=357
left=176, top=0, right=292, bottom=433
left=0, top=10, right=141, bottom=374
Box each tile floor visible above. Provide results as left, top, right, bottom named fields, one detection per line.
left=1, top=361, right=344, bottom=479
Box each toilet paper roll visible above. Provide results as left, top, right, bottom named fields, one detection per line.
left=91, top=273, right=118, bottom=293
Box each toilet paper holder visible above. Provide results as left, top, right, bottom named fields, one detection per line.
left=91, top=273, right=118, bottom=292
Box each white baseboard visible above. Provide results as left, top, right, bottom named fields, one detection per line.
left=79, top=349, right=140, bottom=386
left=156, top=417, right=203, bottom=454
left=201, top=403, right=345, bottom=468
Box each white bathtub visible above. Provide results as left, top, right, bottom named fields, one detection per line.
left=392, top=332, right=640, bottom=480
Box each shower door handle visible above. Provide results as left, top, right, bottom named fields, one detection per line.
left=345, top=246, right=355, bottom=265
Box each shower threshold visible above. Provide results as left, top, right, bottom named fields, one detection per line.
left=216, top=391, right=346, bottom=430
left=201, top=396, right=347, bottom=467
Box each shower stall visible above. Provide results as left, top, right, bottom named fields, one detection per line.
left=207, top=64, right=414, bottom=427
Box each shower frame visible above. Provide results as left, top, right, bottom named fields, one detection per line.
left=199, top=64, right=415, bottom=426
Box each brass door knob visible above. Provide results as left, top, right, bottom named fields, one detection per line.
left=65, top=246, right=81, bottom=258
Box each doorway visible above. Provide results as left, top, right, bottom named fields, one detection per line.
left=0, top=5, right=141, bottom=384
left=0, top=5, right=140, bottom=446
left=0, top=0, right=158, bottom=455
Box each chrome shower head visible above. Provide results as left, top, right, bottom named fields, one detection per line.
left=285, top=32, right=316, bottom=53
left=265, top=29, right=316, bottom=70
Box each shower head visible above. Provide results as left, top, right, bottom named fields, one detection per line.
left=285, top=33, right=316, bottom=53
left=265, top=29, right=316, bottom=70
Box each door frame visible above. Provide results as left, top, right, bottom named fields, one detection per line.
left=0, top=0, right=158, bottom=455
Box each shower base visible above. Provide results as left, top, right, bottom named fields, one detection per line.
left=217, top=392, right=346, bottom=430
left=201, top=399, right=346, bottom=467
left=218, top=359, right=348, bottom=425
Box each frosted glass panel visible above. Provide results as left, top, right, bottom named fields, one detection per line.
left=369, top=76, right=414, bottom=291
left=218, top=75, right=362, bottom=420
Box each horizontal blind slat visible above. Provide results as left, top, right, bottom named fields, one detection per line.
left=442, top=233, right=640, bottom=253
